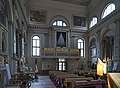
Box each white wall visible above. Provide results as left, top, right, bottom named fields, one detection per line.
left=29, top=0, right=87, bottom=29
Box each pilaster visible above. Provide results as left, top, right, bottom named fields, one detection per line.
left=114, top=20, right=120, bottom=60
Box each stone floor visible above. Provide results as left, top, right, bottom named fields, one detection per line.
left=30, top=76, right=56, bottom=88
left=6, top=76, right=56, bottom=88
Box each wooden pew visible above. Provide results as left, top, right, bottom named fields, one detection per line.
left=64, top=77, right=94, bottom=88
left=68, top=80, right=106, bottom=88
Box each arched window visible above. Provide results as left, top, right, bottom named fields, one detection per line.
left=52, top=20, right=67, bottom=27
left=101, top=3, right=115, bottom=19
left=90, top=17, right=97, bottom=28
left=32, top=35, right=40, bottom=56
left=78, top=39, right=84, bottom=57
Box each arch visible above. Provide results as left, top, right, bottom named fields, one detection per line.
left=101, top=2, right=115, bottom=19
left=49, top=15, right=70, bottom=26
left=100, top=23, right=115, bottom=40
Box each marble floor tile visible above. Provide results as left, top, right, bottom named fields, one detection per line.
left=6, top=76, right=56, bottom=88
left=30, top=76, right=56, bottom=88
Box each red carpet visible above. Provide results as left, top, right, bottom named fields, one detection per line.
left=50, top=77, right=62, bottom=88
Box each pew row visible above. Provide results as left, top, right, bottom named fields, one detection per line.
left=49, top=71, right=97, bottom=88
left=64, top=77, right=94, bottom=88
left=68, top=80, right=106, bottom=88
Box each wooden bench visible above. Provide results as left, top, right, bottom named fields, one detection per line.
left=64, top=77, right=94, bottom=88
left=68, top=80, right=106, bottom=88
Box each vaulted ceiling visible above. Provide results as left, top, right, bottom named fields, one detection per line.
left=52, top=0, right=92, bottom=6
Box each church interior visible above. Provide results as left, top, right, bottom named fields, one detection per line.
left=0, top=0, right=120, bottom=88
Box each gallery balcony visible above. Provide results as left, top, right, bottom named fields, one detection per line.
left=41, top=48, right=80, bottom=59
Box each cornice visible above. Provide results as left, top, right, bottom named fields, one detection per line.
left=72, top=29, right=87, bottom=33
left=28, top=24, right=49, bottom=29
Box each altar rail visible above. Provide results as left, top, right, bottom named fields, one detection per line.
left=41, top=48, right=80, bottom=58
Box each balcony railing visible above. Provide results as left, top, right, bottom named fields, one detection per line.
left=41, top=48, right=80, bottom=58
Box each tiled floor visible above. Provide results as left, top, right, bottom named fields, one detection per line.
left=6, top=76, right=56, bottom=88
left=30, top=76, right=56, bottom=88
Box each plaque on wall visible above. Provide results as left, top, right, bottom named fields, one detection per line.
left=73, top=16, right=86, bottom=27
left=30, top=9, right=47, bottom=23
left=57, top=32, right=66, bottom=47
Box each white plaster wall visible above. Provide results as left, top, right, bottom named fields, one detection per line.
left=29, top=0, right=87, bottom=29
left=42, top=58, right=56, bottom=70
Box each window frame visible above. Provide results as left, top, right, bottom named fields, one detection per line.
left=90, top=17, right=97, bottom=28
left=101, top=3, right=115, bottom=19
left=56, top=58, right=66, bottom=71
left=32, top=35, right=41, bottom=57
left=77, top=38, right=85, bottom=57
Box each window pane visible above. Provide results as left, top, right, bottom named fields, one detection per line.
left=63, top=63, right=66, bottom=70
left=57, top=21, right=62, bottom=26
left=52, top=20, right=67, bottom=27
left=36, top=48, right=40, bottom=56
left=37, top=40, right=40, bottom=47
left=102, top=3, right=115, bottom=18
left=33, top=36, right=39, bottom=39
left=59, top=63, right=62, bottom=70
left=33, top=48, right=36, bottom=56
left=53, top=21, right=56, bottom=26
left=59, top=66, right=62, bottom=70
left=90, top=17, right=97, bottom=28
left=59, top=63, right=62, bottom=66
left=81, top=50, right=84, bottom=57
left=78, top=39, right=83, bottom=42
left=63, top=23, right=67, bottom=26
left=57, top=21, right=60, bottom=26
left=60, top=21, right=62, bottom=26
left=33, top=40, right=36, bottom=46
left=78, top=43, right=80, bottom=49
left=59, top=58, right=65, bottom=62
left=63, top=66, right=65, bottom=70
left=81, top=43, right=83, bottom=48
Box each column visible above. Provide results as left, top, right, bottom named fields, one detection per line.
left=71, top=36, right=75, bottom=48
left=49, top=27, right=52, bottom=47
left=114, top=20, right=120, bottom=60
